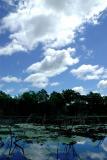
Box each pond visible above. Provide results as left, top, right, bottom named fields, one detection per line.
left=0, top=123, right=107, bottom=160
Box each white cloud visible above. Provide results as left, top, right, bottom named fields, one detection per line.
left=97, top=80, right=107, bottom=89
left=71, top=64, right=105, bottom=80
left=1, top=0, right=107, bottom=90
left=0, top=0, right=107, bottom=55
left=24, top=73, right=49, bottom=88
left=101, top=138, right=107, bottom=152
left=102, top=70, right=107, bottom=79
left=81, top=45, right=94, bottom=58
left=25, top=48, right=79, bottom=88
left=0, top=39, right=27, bottom=56
left=50, top=82, right=60, bottom=87
left=79, top=37, right=85, bottom=42
left=72, top=86, right=87, bottom=95
left=83, top=152, right=106, bottom=160
left=27, top=48, right=78, bottom=75
left=19, top=88, right=29, bottom=94
left=1, top=76, right=21, bottom=83
left=25, top=143, right=56, bottom=160
left=4, top=88, right=15, bottom=94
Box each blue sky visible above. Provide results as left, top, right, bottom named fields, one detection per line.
left=0, top=0, right=107, bottom=95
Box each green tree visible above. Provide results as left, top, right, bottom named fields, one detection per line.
left=86, top=92, right=103, bottom=115
left=36, top=89, right=49, bottom=103
left=0, top=91, right=12, bottom=115
left=49, top=91, right=65, bottom=114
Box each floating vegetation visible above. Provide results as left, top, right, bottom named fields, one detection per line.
left=0, top=123, right=107, bottom=160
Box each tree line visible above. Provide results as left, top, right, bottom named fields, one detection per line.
left=0, top=89, right=107, bottom=117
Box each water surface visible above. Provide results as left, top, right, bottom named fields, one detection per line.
left=0, top=123, right=107, bottom=160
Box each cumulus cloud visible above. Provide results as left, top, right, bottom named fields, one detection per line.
left=79, top=37, right=85, bottom=42
left=1, top=76, right=21, bottom=83
left=81, top=45, right=94, bottom=59
left=1, top=0, right=107, bottom=89
left=82, top=152, right=106, bottom=160
left=0, top=0, right=107, bottom=55
left=72, top=86, right=87, bottom=95
left=101, top=138, right=107, bottom=152
left=27, top=48, right=78, bottom=74
left=0, top=39, right=27, bottom=56
left=25, top=142, right=56, bottom=160
left=19, top=88, right=29, bottom=94
left=97, top=80, right=107, bottom=89
left=50, top=82, right=60, bottom=87
left=25, top=48, right=79, bottom=88
left=71, top=64, right=106, bottom=80
left=4, top=88, right=15, bottom=94
left=24, top=73, right=49, bottom=88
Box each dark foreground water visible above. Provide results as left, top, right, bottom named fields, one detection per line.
left=0, top=123, right=107, bottom=160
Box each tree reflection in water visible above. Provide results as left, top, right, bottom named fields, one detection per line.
left=0, top=127, right=26, bottom=160
left=62, top=142, right=81, bottom=160
left=0, top=124, right=107, bottom=160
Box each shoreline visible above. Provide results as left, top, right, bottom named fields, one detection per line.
left=1, top=115, right=107, bottom=124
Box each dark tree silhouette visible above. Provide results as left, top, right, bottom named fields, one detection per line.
left=0, top=89, right=107, bottom=118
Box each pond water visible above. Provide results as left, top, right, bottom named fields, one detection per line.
left=0, top=123, right=107, bottom=160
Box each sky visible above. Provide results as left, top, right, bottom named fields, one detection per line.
left=0, top=0, right=107, bottom=96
